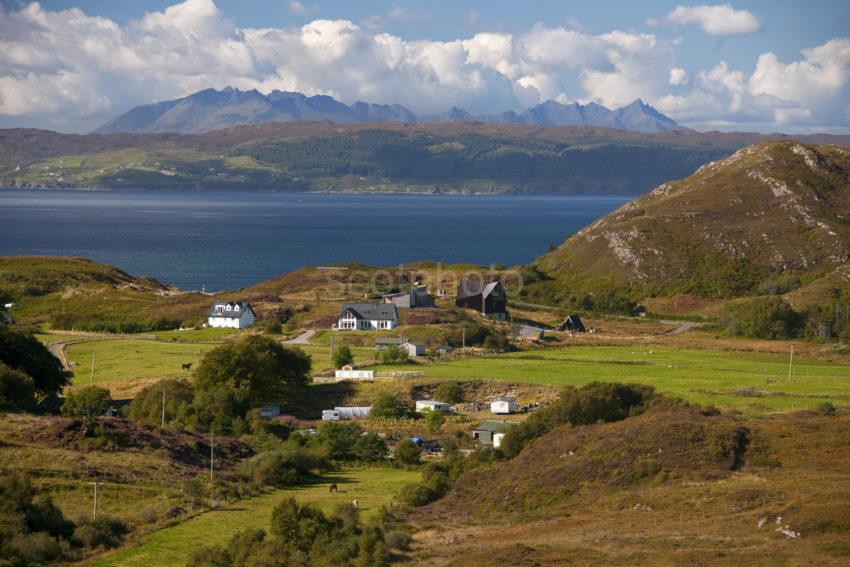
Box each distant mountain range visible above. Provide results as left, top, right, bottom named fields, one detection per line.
left=93, top=87, right=687, bottom=135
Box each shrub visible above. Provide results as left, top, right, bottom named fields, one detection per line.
left=239, top=444, right=325, bottom=487
left=270, top=498, right=331, bottom=553
left=394, top=439, right=421, bottom=465
left=816, top=401, right=838, bottom=416
left=127, top=378, right=194, bottom=428
left=332, top=345, right=355, bottom=369
left=60, top=386, right=113, bottom=418
left=370, top=393, right=407, bottom=419
left=500, top=382, right=658, bottom=458
left=398, top=481, right=440, bottom=507
left=73, top=516, right=129, bottom=549
left=317, top=421, right=363, bottom=460
left=434, top=381, right=463, bottom=404
left=723, top=297, right=804, bottom=339
left=352, top=432, right=388, bottom=462
left=425, top=410, right=445, bottom=434
left=376, top=346, right=408, bottom=364
left=9, top=532, right=63, bottom=564
left=0, top=327, right=70, bottom=400
left=0, top=361, right=37, bottom=412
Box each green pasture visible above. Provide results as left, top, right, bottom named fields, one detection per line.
left=377, top=345, right=850, bottom=414
left=65, top=339, right=375, bottom=387
left=95, top=467, right=418, bottom=567
left=152, top=327, right=240, bottom=342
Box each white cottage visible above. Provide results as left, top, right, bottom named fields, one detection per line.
left=207, top=301, right=256, bottom=329
left=337, top=303, right=397, bottom=331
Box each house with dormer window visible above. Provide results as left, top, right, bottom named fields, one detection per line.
left=207, top=301, right=256, bottom=329
left=336, top=303, right=397, bottom=331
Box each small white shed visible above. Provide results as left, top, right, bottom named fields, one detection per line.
left=334, top=369, right=375, bottom=380
left=415, top=400, right=452, bottom=413
left=490, top=396, right=518, bottom=414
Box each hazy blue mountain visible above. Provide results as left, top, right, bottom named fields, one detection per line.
left=94, top=87, right=687, bottom=134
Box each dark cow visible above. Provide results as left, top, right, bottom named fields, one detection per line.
left=181, top=362, right=192, bottom=371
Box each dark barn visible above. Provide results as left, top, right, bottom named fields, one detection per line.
left=455, top=278, right=507, bottom=320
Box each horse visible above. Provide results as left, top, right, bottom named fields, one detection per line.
left=181, top=362, right=192, bottom=371
left=352, top=499, right=359, bottom=509
left=329, top=483, right=338, bottom=493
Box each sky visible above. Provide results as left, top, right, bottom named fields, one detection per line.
left=0, top=0, right=848, bottom=133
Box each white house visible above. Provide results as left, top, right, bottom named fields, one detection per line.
left=322, top=407, right=372, bottom=421
left=336, top=303, right=397, bottom=331
left=207, top=301, right=256, bottom=329
left=490, top=396, right=518, bottom=414
left=415, top=400, right=452, bottom=413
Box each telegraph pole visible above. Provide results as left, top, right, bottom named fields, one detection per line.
left=88, top=481, right=104, bottom=519
left=161, top=387, right=166, bottom=428
left=209, top=435, right=215, bottom=483
left=787, top=345, right=794, bottom=382
left=90, top=350, right=96, bottom=384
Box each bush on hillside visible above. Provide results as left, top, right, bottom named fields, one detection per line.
left=0, top=327, right=70, bottom=402
left=723, top=297, right=804, bottom=339
left=394, top=439, right=421, bottom=465
left=127, top=378, right=195, bottom=428
left=500, top=382, right=658, bottom=459
left=60, top=386, right=113, bottom=419
left=352, top=432, right=388, bottom=462
left=434, top=381, right=463, bottom=404
left=238, top=443, right=326, bottom=488
left=332, top=345, right=355, bottom=369
left=317, top=421, right=363, bottom=461
left=370, top=393, right=407, bottom=419
left=376, top=345, right=408, bottom=364
left=0, top=362, right=37, bottom=412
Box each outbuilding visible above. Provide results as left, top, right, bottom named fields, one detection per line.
left=455, top=278, right=507, bottom=320
left=558, top=314, right=587, bottom=333
left=472, top=420, right=518, bottom=445
left=415, top=400, right=452, bottom=413
left=490, top=396, right=519, bottom=414
left=321, top=406, right=372, bottom=421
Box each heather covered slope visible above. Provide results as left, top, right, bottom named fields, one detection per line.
left=532, top=141, right=850, bottom=300
left=411, top=406, right=850, bottom=566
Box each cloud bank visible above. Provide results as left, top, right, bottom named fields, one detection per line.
left=0, top=0, right=847, bottom=133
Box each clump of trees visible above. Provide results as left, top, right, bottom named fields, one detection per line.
left=376, top=346, right=408, bottom=364
left=332, top=345, right=355, bottom=369
left=723, top=297, right=804, bottom=339
left=0, top=327, right=70, bottom=411
left=499, top=382, right=658, bottom=458
left=60, top=386, right=113, bottom=419
left=0, top=470, right=127, bottom=565
left=369, top=393, right=408, bottom=420
left=434, top=381, right=463, bottom=404
left=187, top=499, right=397, bottom=567
left=127, top=336, right=312, bottom=435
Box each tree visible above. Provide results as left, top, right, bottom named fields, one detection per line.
left=352, top=432, right=388, bottom=462
left=332, top=345, right=355, bottom=369
left=60, top=386, right=112, bottom=418
left=425, top=410, right=445, bottom=434
left=724, top=297, right=804, bottom=339
left=0, top=327, right=70, bottom=402
left=370, top=393, right=406, bottom=419
left=194, top=336, right=311, bottom=408
left=317, top=421, right=363, bottom=460
left=127, top=378, right=194, bottom=428
left=434, top=381, right=463, bottom=404
left=270, top=498, right=330, bottom=553
left=0, top=362, right=37, bottom=412
left=394, top=439, right=421, bottom=465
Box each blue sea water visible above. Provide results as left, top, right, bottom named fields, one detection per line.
left=0, top=190, right=630, bottom=291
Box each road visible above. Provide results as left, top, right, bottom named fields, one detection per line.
left=284, top=329, right=315, bottom=345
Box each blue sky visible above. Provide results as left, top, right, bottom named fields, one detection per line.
left=1, top=0, right=849, bottom=133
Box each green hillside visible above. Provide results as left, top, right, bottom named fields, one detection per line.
left=528, top=142, right=850, bottom=303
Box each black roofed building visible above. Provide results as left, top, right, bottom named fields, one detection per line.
left=557, top=314, right=586, bottom=333
left=207, top=301, right=256, bottom=329
left=455, top=278, right=507, bottom=320
left=337, top=302, right=398, bottom=331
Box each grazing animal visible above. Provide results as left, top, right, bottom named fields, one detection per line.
left=329, top=483, right=338, bottom=493
left=352, top=499, right=359, bottom=509
left=181, top=362, right=192, bottom=371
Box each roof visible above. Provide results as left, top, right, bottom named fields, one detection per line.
left=456, top=277, right=505, bottom=300
left=494, top=396, right=517, bottom=403
left=417, top=399, right=449, bottom=406
left=474, top=420, right=519, bottom=432
left=339, top=302, right=397, bottom=321
left=375, top=337, right=406, bottom=345
left=207, top=301, right=255, bottom=319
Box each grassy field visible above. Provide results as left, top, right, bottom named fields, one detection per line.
left=152, top=328, right=240, bottom=342
left=95, top=467, right=419, bottom=567
left=377, top=345, right=850, bottom=414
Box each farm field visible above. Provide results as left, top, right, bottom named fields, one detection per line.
left=95, top=466, right=419, bottom=567
left=378, top=345, right=850, bottom=414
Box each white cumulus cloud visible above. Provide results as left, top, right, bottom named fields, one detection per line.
left=0, top=0, right=846, bottom=134
left=662, top=4, right=761, bottom=36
